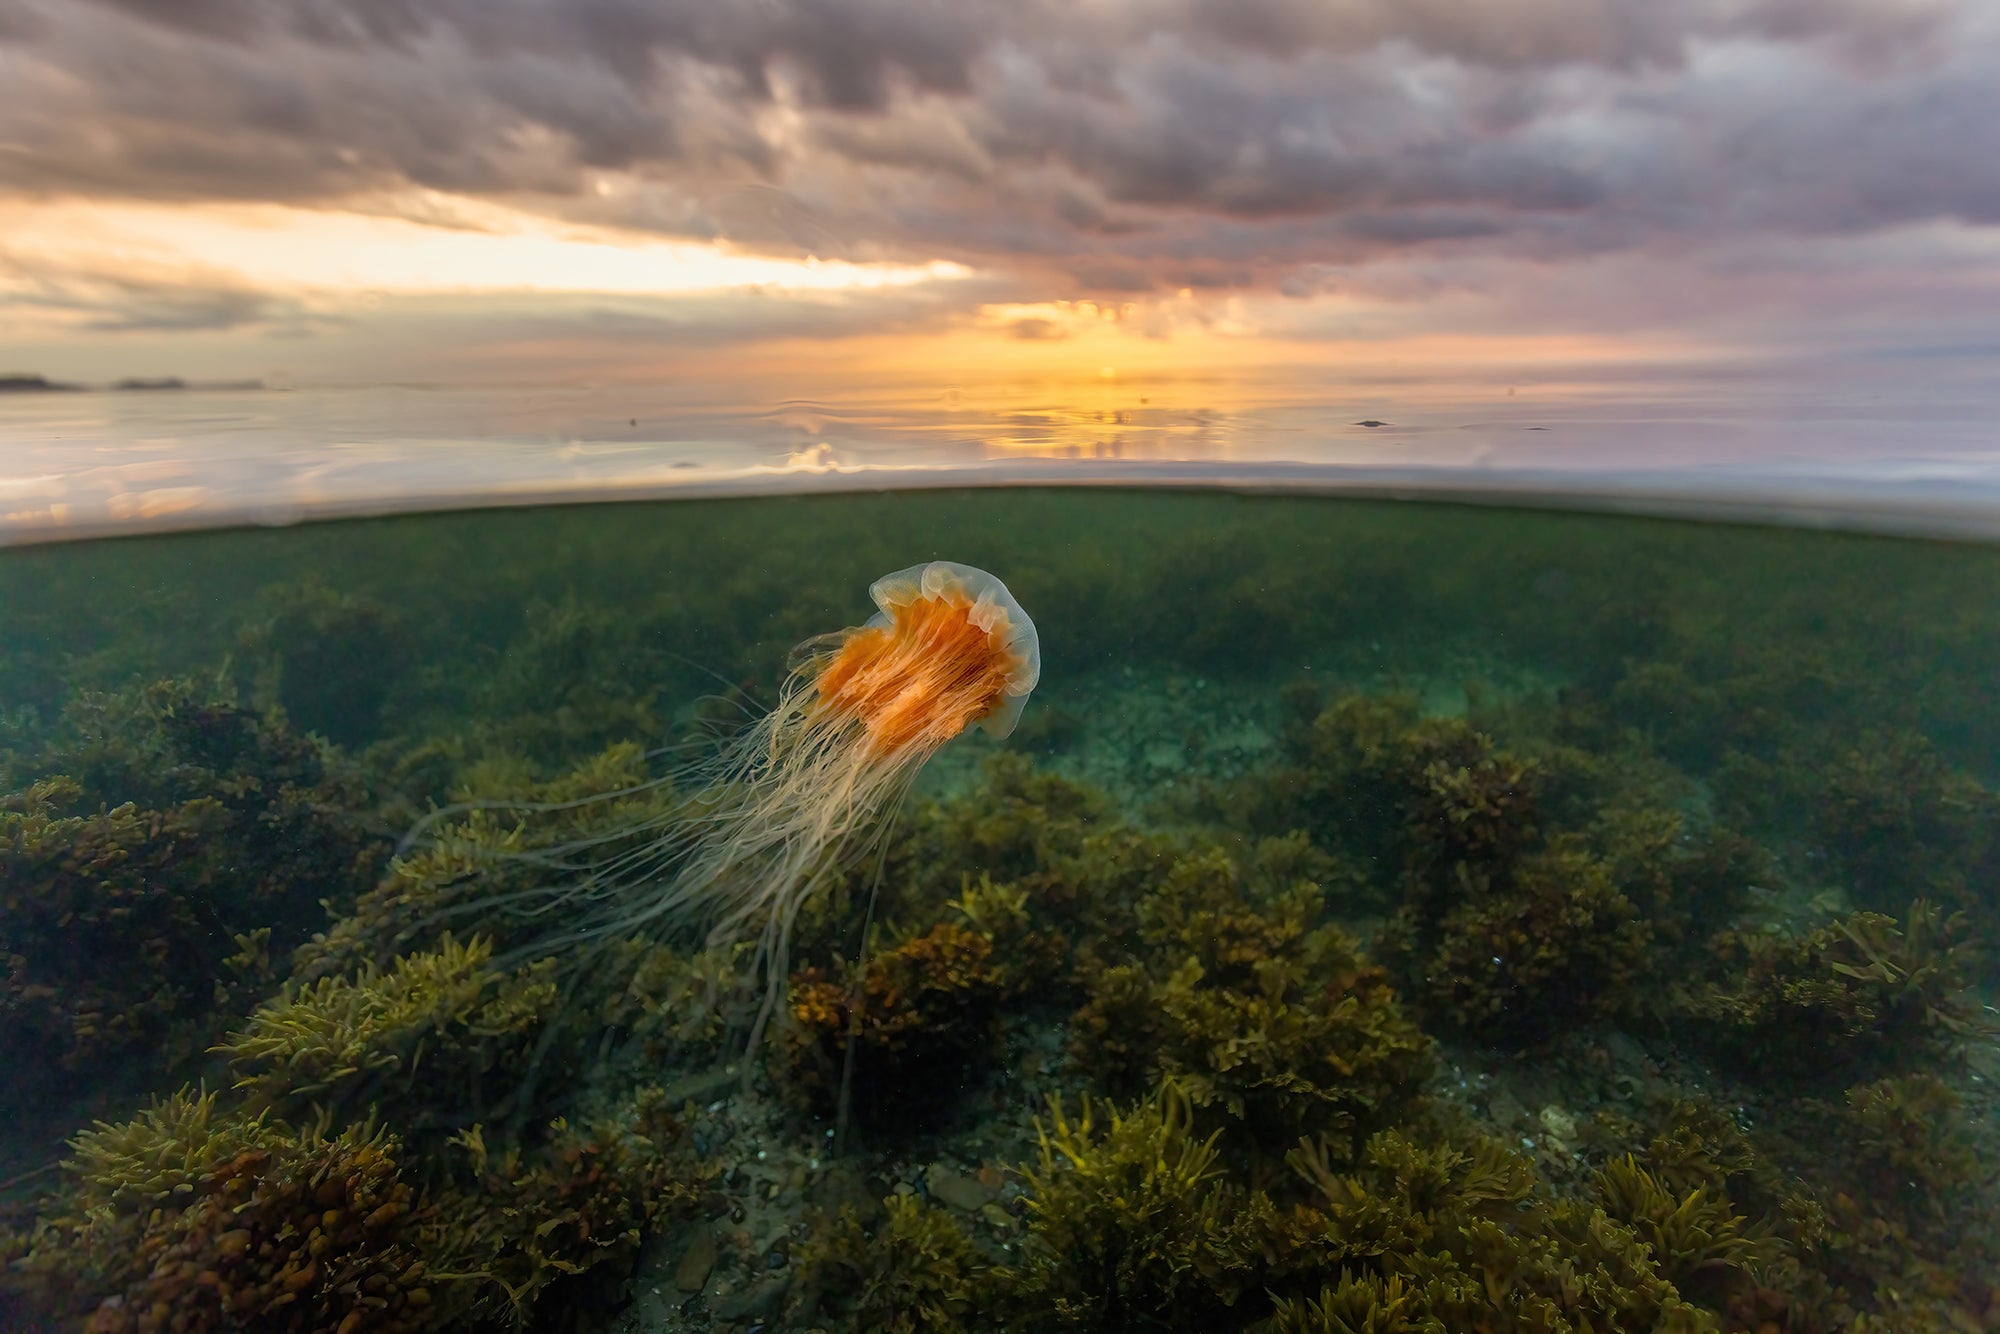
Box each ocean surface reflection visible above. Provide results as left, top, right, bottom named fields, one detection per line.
left=5, top=367, right=2000, bottom=543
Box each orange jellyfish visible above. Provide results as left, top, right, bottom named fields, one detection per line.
left=440, top=560, right=1039, bottom=1045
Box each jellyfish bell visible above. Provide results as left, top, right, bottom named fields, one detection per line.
left=823, top=560, right=1042, bottom=746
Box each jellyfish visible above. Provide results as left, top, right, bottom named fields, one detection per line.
left=422, top=559, right=1040, bottom=1052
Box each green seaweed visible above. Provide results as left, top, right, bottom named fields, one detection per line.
left=3, top=1091, right=426, bottom=1333
left=2, top=1079, right=707, bottom=1331
left=1007, top=1083, right=1267, bottom=1331
left=1696, top=901, right=1983, bottom=1082
left=1235, top=690, right=1664, bottom=1043
left=1, top=677, right=385, bottom=1128
left=784, top=919, right=1010, bottom=1126
left=238, top=581, right=413, bottom=750
left=1812, top=732, right=1999, bottom=915
left=1068, top=847, right=1433, bottom=1157
left=803, top=1194, right=990, bottom=1333
left=215, top=935, right=559, bottom=1127
left=1267, top=1129, right=1720, bottom=1333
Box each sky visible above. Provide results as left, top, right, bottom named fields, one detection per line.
left=2, top=0, right=1998, bottom=399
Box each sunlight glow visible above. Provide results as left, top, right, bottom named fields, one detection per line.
left=0, top=195, right=970, bottom=300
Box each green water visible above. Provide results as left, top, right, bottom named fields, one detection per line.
left=3, top=490, right=1996, bottom=1332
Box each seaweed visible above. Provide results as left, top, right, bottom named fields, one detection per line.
left=468, top=596, right=668, bottom=773
left=3, top=1089, right=426, bottom=1333
left=215, top=935, right=561, bottom=1129
left=238, top=582, right=413, bottom=750
left=415, top=1089, right=707, bottom=1328
left=1372, top=832, right=1652, bottom=1045
left=784, top=920, right=1010, bottom=1127
left=1007, top=1084, right=1267, bottom=1331
left=802, top=1194, right=989, bottom=1333
left=1234, top=692, right=1540, bottom=879
left=293, top=741, right=678, bottom=975
left=1812, top=731, right=1999, bottom=914
left=2, top=779, right=233, bottom=1093
left=1069, top=847, right=1433, bottom=1157
left=0, top=677, right=387, bottom=1128
left=1590, top=1156, right=1763, bottom=1306
left=1, top=1081, right=707, bottom=1331
left=1234, top=691, right=1661, bottom=1043
left=1261, top=1272, right=1438, bottom=1334
left=1696, top=901, right=1983, bottom=1082
left=1806, top=1074, right=2000, bottom=1330
left=1267, top=1129, right=1720, bottom=1332
left=1836, top=1074, right=1986, bottom=1235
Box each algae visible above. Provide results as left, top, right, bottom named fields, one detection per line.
left=3, top=491, right=1998, bottom=1333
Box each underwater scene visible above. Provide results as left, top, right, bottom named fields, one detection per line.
left=1, top=488, right=1997, bottom=1334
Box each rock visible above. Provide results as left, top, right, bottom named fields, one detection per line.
left=674, top=1226, right=717, bottom=1293
left=979, top=1202, right=1016, bottom=1231
left=809, top=1162, right=881, bottom=1223
left=1601, top=1029, right=1649, bottom=1071
left=1487, top=1091, right=1527, bottom=1131
left=712, top=1274, right=789, bottom=1321
left=925, top=1165, right=994, bottom=1213
left=1538, top=1105, right=1577, bottom=1145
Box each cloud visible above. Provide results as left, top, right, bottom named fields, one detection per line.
left=0, top=0, right=1995, bottom=362
left=0, top=247, right=319, bottom=333
left=3, top=2, right=1989, bottom=231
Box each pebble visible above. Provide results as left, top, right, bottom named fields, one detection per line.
left=925, top=1164, right=995, bottom=1213
left=674, top=1226, right=717, bottom=1294
left=711, top=1274, right=789, bottom=1322
left=1528, top=1104, right=1576, bottom=1160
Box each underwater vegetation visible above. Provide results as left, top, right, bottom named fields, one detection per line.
left=3, top=493, right=2000, bottom=1332
left=1008, top=1084, right=1267, bottom=1331
left=801, top=1193, right=988, bottom=1334
left=1065, top=846, right=1433, bottom=1158
left=1, top=679, right=386, bottom=1141
left=1226, top=689, right=1670, bottom=1044
left=1, top=929, right=714, bottom=1331
left=1696, top=901, right=1986, bottom=1083
left=237, top=582, right=413, bottom=751
left=783, top=919, right=1011, bottom=1125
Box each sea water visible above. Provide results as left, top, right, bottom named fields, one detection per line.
left=1, top=485, right=1997, bottom=1331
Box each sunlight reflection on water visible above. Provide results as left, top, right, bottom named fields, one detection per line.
left=5, top=372, right=2000, bottom=544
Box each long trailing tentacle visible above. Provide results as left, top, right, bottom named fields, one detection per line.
left=422, top=649, right=936, bottom=994
left=401, top=560, right=1038, bottom=1063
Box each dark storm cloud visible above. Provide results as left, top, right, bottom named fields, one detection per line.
left=2, top=0, right=1996, bottom=292
left=1176, top=0, right=1957, bottom=70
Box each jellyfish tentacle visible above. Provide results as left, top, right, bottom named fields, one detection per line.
left=412, top=561, right=1038, bottom=1053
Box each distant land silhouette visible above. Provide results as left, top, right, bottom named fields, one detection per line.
left=0, top=373, right=81, bottom=393
left=0, top=373, right=262, bottom=393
